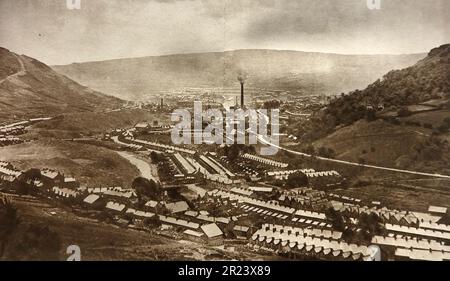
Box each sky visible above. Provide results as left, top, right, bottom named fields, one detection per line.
left=0, top=0, right=449, bottom=65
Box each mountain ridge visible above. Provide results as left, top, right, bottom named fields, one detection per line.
left=52, top=48, right=427, bottom=66
left=0, top=47, right=123, bottom=122
left=53, top=49, right=426, bottom=101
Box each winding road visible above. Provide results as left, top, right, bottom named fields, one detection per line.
left=116, top=151, right=158, bottom=182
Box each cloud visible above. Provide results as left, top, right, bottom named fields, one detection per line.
left=0, top=0, right=448, bottom=64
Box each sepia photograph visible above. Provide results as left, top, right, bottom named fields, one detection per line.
left=0, top=0, right=449, bottom=267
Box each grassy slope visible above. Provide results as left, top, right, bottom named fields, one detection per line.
left=313, top=119, right=424, bottom=166
left=0, top=139, right=140, bottom=188
left=313, top=118, right=450, bottom=175
left=2, top=194, right=276, bottom=261
left=27, top=109, right=171, bottom=139
left=0, top=47, right=122, bottom=122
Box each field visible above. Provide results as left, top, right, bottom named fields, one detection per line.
left=26, top=109, right=171, bottom=139
left=400, top=109, right=450, bottom=127
left=0, top=139, right=140, bottom=187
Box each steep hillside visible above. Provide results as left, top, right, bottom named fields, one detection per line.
left=53, top=49, right=425, bottom=100
left=0, top=47, right=123, bottom=122
left=305, top=45, right=450, bottom=174
left=322, top=44, right=450, bottom=127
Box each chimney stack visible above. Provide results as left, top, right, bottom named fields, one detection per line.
left=240, top=81, right=244, bottom=108
left=238, top=74, right=246, bottom=108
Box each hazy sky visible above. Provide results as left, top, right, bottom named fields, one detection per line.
left=0, top=0, right=449, bottom=65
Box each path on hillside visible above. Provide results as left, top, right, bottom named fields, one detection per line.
left=0, top=54, right=26, bottom=85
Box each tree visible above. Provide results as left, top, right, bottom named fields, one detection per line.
left=325, top=207, right=345, bottom=231
left=286, top=172, right=308, bottom=189
left=227, top=144, right=241, bottom=162
left=357, top=213, right=383, bottom=243
left=0, top=196, right=19, bottom=258
left=365, top=109, right=377, bottom=122
left=14, top=168, right=42, bottom=195
left=150, top=151, right=161, bottom=163
left=132, top=177, right=160, bottom=200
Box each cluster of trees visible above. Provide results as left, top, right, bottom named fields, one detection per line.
left=262, top=100, right=281, bottom=110
left=152, top=154, right=177, bottom=183
left=132, top=177, right=161, bottom=201
left=11, top=168, right=42, bottom=195
left=285, top=172, right=309, bottom=189
left=325, top=207, right=384, bottom=244
left=150, top=151, right=163, bottom=163
left=221, top=144, right=255, bottom=162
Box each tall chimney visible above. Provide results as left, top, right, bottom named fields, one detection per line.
left=237, top=73, right=246, bottom=108
left=240, top=81, right=244, bottom=108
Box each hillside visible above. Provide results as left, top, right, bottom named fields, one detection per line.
left=305, top=45, right=450, bottom=174
left=321, top=44, right=450, bottom=128
left=27, top=109, right=171, bottom=139
left=0, top=139, right=140, bottom=188
left=0, top=47, right=123, bottom=122
left=53, top=49, right=425, bottom=100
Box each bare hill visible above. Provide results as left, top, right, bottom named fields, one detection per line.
left=53, top=49, right=425, bottom=100
left=0, top=47, right=123, bottom=122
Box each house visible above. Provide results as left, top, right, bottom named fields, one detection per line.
left=233, top=225, right=251, bottom=239
left=103, top=189, right=136, bottom=200
left=134, top=122, right=150, bottom=131
left=395, top=248, right=449, bottom=261
left=0, top=164, right=22, bottom=182
left=201, top=223, right=224, bottom=245
left=83, top=194, right=100, bottom=205
left=183, top=229, right=205, bottom=243
left=63, top=177, right=80, bottom=189
left=428, top=206, right=447, bottom=215
left=106, top=201, right=126, bottom=213
left=126, top=208, right=155, bottom=219
left=249, top=186, right=273, bottom=193
left=52, top=186, right=78, bottom=198
left=385, top=224, right=450, bottom=241
left=158, top=215, right=200, bottom=229
left=145, top=200, right=160, bottom=210
left=251, top=226, right=372, bottom=261
left=41, top=169, right=64, bottom=188
left=184, top=210, right=199, bottom=218
left=165, top=201, right=189, bottom=214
